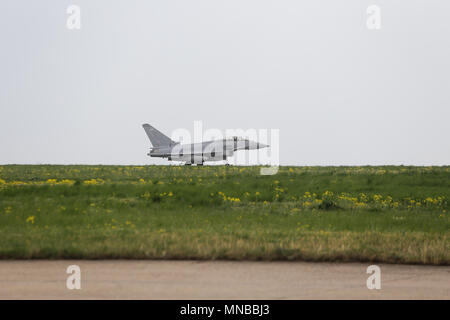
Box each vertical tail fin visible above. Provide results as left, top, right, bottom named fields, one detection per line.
left=142, top=124, right=175, bottom=148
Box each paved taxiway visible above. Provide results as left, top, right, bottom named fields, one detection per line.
left=0, top=260, right=448, bottom=299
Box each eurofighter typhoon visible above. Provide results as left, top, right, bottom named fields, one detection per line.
left=143, top=124, right=268, bottom=165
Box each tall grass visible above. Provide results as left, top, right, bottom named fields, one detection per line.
left=0, top=165, right=448, bottom=264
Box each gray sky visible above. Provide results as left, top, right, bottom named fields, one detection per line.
left=1, top=1, right=449, bottom=165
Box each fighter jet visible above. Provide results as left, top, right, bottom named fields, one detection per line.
left=142, top=124, right=268, bottom=165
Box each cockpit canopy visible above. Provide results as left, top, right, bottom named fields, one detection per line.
left=227, top=136, right=245, bottom=142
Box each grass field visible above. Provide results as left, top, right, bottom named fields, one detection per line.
left=0, top=165, right=448, bottom=265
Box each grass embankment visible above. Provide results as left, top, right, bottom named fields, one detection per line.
left=0, top=165, right=448, bottom=264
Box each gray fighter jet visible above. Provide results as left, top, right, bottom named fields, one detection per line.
left=142, top=124, right=268, bottom=165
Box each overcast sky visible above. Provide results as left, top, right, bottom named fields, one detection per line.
left=0, top=1, right=449, bottom=165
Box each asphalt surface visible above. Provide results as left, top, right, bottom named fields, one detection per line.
left=0, top=260, right=448, bottom=299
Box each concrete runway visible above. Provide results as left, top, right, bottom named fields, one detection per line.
left=0, top=260, right=448, bottom=299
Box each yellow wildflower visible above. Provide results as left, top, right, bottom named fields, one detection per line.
left=26, top=216, right=35, bottom=224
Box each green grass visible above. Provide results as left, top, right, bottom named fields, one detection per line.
left=0, top=165, right=448, bottom=264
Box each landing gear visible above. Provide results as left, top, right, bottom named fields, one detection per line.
left=184, top=162, right=204, bottom=166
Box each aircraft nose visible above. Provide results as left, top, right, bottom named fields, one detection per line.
left=257, top=143, right=269, bottom=149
